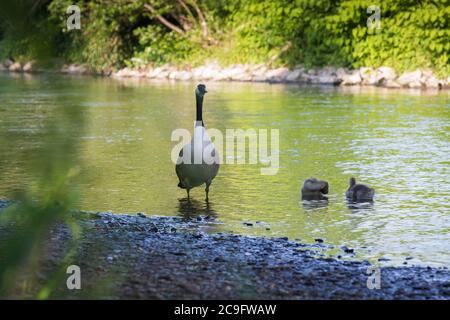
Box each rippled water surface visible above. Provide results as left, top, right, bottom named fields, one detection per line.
left=0, top=73, right=449, bottom=266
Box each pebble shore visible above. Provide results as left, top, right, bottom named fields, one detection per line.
left=1, top=200, right=449, bottom=299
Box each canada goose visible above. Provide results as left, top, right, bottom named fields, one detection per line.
left=345, top=177, right=375, bottom=202
left=176, top=84, right=219, bottom=201
left=301, top=178, right=329, bottom=201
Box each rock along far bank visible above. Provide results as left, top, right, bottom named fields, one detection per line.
left=1, top=59, right=449, bottom=90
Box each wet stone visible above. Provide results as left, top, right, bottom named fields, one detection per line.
left=1, top=202, right=449, bottom=300
left=341, top=246, right=354, bottom=254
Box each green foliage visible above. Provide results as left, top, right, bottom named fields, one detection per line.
left=129, top=0, right=221, bottom=67
left=228, top=0, right=449, bottom=75
left=0, top=0, right=59, bottom=65
left=48, top=0, right=143, bottom=71
left=227, top=0, right=297, bottom=64
left=0, top=99, right=84, bottom=298
left=325, top=0, right=450, bottom=76
left=224, top=0, right=339, bottom=67
left=0, top=0, right=448, bottom=76
left=132, top=24, right=199, bottom=67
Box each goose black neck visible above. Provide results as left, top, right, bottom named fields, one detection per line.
left=196, top=94, right=204, bottom=126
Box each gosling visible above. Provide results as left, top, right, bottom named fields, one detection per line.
left=345, top=177, right=375, bottom=202
left=301, top=178, right=329, bottom=200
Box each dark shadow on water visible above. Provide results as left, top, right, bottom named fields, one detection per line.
left=177, top=198, right=218, bottom=220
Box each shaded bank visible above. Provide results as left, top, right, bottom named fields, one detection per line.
left=0, top=200, right=448, bottom=299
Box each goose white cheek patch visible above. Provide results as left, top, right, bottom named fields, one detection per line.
left=171, top=125, right=280, bottom=175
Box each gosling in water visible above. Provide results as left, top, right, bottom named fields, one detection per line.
left=301, top=178, right=329, bottom=201
left=345, top=177, right=375, bottom=202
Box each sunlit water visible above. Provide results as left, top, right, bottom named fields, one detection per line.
left=0, top=73, right=449, bottom=267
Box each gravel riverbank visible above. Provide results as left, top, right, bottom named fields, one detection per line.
left=1, top=200, right=449, bottom=299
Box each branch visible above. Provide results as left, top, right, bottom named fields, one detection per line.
left=143, top=3, right=185, bottom=35
left=178, top=0, right=196, bottom=24
left=188, top=0, right=208, bottom=38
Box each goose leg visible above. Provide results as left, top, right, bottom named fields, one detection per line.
left=205, top=182, right=211, bottom=202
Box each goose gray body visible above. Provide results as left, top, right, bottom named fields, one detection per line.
left=345, top=177, right=375, bottom=202
left=176, top=131, right=219, bottom=189
left=175, top=84, right=219, bottom=200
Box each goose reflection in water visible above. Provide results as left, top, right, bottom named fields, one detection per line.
left=301, top=198, right=329, bottom=210
left=346, top=200, right=374, bottom=211
left=177, top=198, right=218, bottom=219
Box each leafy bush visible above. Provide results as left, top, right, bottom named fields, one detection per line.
left=324, top=0, right=450, bottom=76
left=0, top=0, right=59, bottom=65
left=132, top=24, right=200, bottom=67
left=0, top=0, right=448, bottom=76
left=48, top=0, right=143, bottom=72
left=228, top=0, right=449, bottom=75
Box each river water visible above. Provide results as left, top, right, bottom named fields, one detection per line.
left=0, top=73, right=449, bottom=267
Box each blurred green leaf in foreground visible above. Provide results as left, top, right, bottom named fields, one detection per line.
left=0, top=92, right=84, bottom=299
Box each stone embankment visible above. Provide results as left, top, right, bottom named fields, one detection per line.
left=1, top=59, right=448, bottom=89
